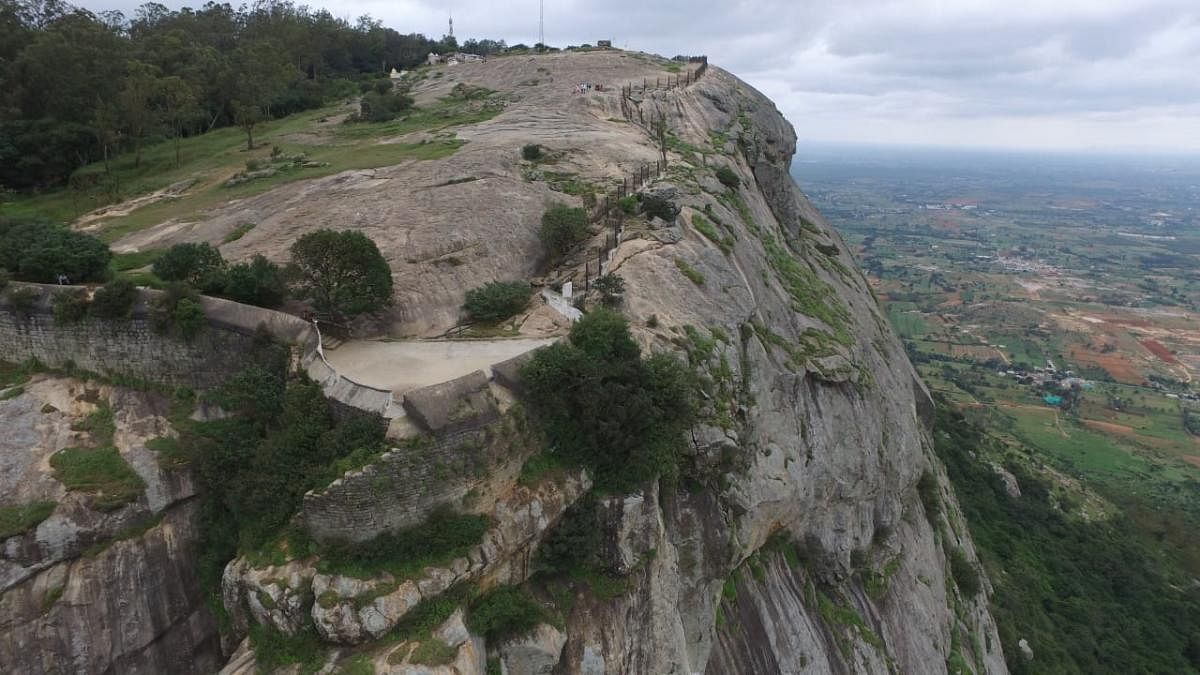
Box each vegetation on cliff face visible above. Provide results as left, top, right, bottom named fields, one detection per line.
left=520, top=308, right=696, bottom=492
left=935, top=402, right=1200, bottom=673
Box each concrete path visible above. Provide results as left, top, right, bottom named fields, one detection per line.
left=322, top=338, right=556, bottom=393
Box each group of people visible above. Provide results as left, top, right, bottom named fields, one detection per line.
left=573, top=81, right=605, bottom=94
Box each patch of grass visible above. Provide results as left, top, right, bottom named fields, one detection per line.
left=0, top=361, right=33, bottom=389
left=42, top=583, right=64, bottom=612
left=110, top=249, right=164, bottom=272
left=816, top=588, right=885, bottom=654
left=466, top=585, right=548, bottom=641
left=335, top=655, right=375, bottom=674
left=146, top=435, right=189, bottom=468
left=0, top=501, right=57, bottom=538
left=0, top=385, right=24, bottom=401
left=49, top=446, right=146, bottom=511
left=387, top=582, right=478, bottom=645
left=674, top=257, right=705, bottom=285
left=317, top=507, right=488, bottom=580
left=249, top=621, right=326, bottom=674
left=222, top=222, right=256, bottom=243
left=70, top=400, right=115, bottom=445
left=948, top=547, right=981, bottom=597
left=519, top=451, right=569, bottom=487
left=917, top=471, right=941, bottom=523
left=409, top=638, right=458, bottom=666
left=760, top=234, right=851, bottom=342
left=691, top=214, right=733, bottom=254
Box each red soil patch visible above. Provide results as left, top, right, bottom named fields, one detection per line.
left=1082, top=419, right=1136, bottom=436
left=931, top=215, right=961, bottom=233
left=1140, top=339, right=1179, bottom=364
left=1068, top=345, right=1143, bottom=384
left=1183, top=456, right=1200, bottom=469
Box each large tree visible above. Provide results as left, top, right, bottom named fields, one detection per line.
left=290, top=229, right=392, bottom=318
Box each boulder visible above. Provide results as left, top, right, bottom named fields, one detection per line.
left=499, top=623, right=567, bottom=675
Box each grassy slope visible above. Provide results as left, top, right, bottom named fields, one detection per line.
left=0, top=95, right=501, bottom=243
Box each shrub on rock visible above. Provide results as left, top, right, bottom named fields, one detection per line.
left=463, top=281, right=530, bottom=322
left=538, top=205, right=590, bottom=259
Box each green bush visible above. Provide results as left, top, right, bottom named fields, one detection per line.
left=948, top=547, right=981, bottom=597
left=0, top=501, right=56, bottom=539
left=51, top=288, right=89, bottom=324
left=50, top=446, right=146, bottom=511
left=522, top=143, right=542, bottom=161
left=152, top=242, right=227, bottom=293
left=520, top=308, right=696, bottom=491
left=89, top=278, right=138, bottom=319
left=6, top=285, right=41, bottom=316
left=466, top=585, right=546, bottom=641
left=917, top=471, right=940, bottom=522
left=715, top=166, right=740, bottom=190
left=0, top=269, right=10, bottom=290
left=290, top=229, right=393, bottom=318
left=538, top=204, right=590, bottom=259
left=358, top=90, right=414, bottom=122
left=536, top=493, right=598, bottom=573
left=617, top=195, right=638, bottom=215
left=463, top=281, right=531, bottom=322
left=0, top=218, right=111, bottom=283
left=151, top=283, right=206, bottom=341
left=318, top=507, right=489, bottom=579
left=223, top=255, right=287, bottom=308
left=592, top=273, right=626, bottom=306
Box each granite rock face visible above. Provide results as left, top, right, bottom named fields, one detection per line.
left=0, top=377, right=221, bottom=674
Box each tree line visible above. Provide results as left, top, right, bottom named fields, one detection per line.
left=0, top=0, right=508, bottom=190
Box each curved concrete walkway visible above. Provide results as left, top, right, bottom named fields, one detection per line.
left=322, top=338, right=556, bottom=394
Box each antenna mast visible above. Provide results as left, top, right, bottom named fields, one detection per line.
left=539, top=0, right=544, bottom=47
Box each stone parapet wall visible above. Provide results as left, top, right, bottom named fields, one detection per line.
left=0, top=283, right=315, bottom=390
left=301, top=428, right=496, bottom=544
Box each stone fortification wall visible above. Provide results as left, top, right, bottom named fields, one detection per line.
left=301, top=427, right=499, bottom=544
left=0, top=283, right=315, bottom=390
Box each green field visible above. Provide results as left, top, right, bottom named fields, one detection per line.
left=0, top=94, right=502, bottom=244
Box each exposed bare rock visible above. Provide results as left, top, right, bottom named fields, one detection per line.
left=0, top=375, right=220, bottom=673
left=498, top=623, right=567, bottom=674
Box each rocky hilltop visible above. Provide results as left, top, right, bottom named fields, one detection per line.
left=1, top=49, right=1006, bottom=674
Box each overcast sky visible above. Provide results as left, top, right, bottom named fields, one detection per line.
left=84, top=0, right=1200, bottom=154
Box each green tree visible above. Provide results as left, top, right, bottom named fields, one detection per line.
left=156, top=75, right=197, bottom=166
left=223, top=255, right=286, bottom=308
left=538, top=205, right=590, bottom=259
left=116, top=61, right=161, bottom=168
left=520, top=309, right=696, bottom=491
left=0, top=218, right=111, bottom=283
left=592, top=273, right=626, bottom=306
left=290, top=229, right=393, bottom=317
left=152, top=242, right=227, bottom=292
left=89, top=277, right=138, bottom=319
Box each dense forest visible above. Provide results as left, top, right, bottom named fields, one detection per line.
left=935, top=402, right=1200, bottom=673
left=0, top=0, right=507, bottom=190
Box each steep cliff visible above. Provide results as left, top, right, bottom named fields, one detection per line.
left=4, top=49, right=1006, bottom=674
left=213, top=51, right=1005, bottom=674
left=0, top=376, right=222, bottom=673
